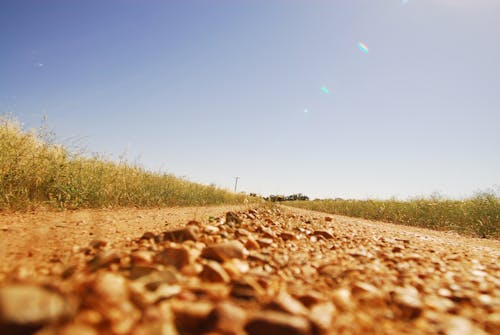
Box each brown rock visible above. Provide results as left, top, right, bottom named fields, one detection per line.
left=309, top=302, right=336, bottom=332
left=331, top=288, right=355, bottom=311
left=89, top=239, right=107, bottom=249
left=0, top=285, right=74, bottom=331
left=154, top=247, right=190, bottom=270
left=132, top=322, right=178, bottom=335
left=140, top=231, right=156, bottom=240
left=172, top=301, right=214, bottom=333
left=266, top=291, right=308, bottom=316
left=162, top=227, right=198, bottom=242
left=485, top=313, right=500, bottom=334
left=87, top=251, right=121, bottom=271
left=230, top=278, right=264, bottom=300
left=130, top=250, right=154, bottom=265
left=244, top=237, right=260, bottom=250
left=245, top=311, right=312, bottom=335
left=257, top=238, right=273, bottom=248
left=129, top=266, right=158, bottom=280
left=324, top=217, right=333, bottom=222
left=207, top=301, right=247, bottom=334
left=280, top=231, right=296, bottom=241
left=226, top=212, right=242, bottom=225
left=91, top=272, right=128, bottom=304
left=202, top=241, right=248, bottom=262
left=200, top=261, right=231, bottom=283
left=392, top=286, right=423, bottom=319
left=312, top=230, right=334, bottom=239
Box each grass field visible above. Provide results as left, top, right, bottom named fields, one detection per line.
left=286, top=196, right=500, bottom=239
left=0, top=114, right=246, bottom=210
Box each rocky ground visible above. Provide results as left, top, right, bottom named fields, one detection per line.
left=0, top=205, right=499, bottom=335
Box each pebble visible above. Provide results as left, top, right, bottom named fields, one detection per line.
left=200, top=261, right=231, bottom=283
left=0, top=285, right=73, bottom=328
left=202, top=241, right=249, bottom=262
left=245, top=311, right=312, bottom=335
left=162, top=227, right=198, bottom=242
left=154, top=247, right=190, bottom=270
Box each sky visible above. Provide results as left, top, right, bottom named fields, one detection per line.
left=1, top=0, right=499, bottom=200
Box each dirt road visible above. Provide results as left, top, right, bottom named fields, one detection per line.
left=0, top=205, right=499, bottom=334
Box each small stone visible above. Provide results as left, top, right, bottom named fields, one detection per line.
left=162, top=227, right=198, bottom=242
left=172, top=301, right=214, bottom=333
left=245, top=311, right=312, bottom=335
left=230, top=278, right=264, bottom=300
left=312, top=230, right=334, bottom=239
left=130, top=250, right=154, bottom=265
left=204, top=225, right=220, bottom=235
left=154, top=247, right=190, bottom=270
left=309, top=302, right=336, bottom=332
left=89, top=239, right=107, bottom=249
left=57, top=323, right=99, bottom=335
left=266, top=291, right=308, bottom=316
left=91, top=272, right=128, bottom=304
left=132, top=322, right=178, bottom=335
left=257, top=238, right=273, bottom=248
left=87, top=252, right=121, bottom=271
left=484, top=313, right=500, bottom=334
left=202, top=241, right=249, bottom=262
left=226, top=212, right=242, bottom=225
left=392, top=286, right=423, bottom=319
left=0, top=285, right=73, bottom=329
left=200, top=261, right=230, bottom=283
left=207, top=301, right=247, bottom=334
left=280, top=231, right=296, bottom=241
left=331, top=288, right=354, bottom=311
left=141, top=231, right=156, bottom=240
left=324, top=217, right=333, bottom=222
left=129, top=266, right=158, bottom=280
left=443, top=316, right=488, bottom=335
left=295, top=291, right=324, bottom=307
left=245, top=238, right=260, bottom=250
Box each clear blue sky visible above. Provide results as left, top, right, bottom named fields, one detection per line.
left=1, top=0, right=499, bottom=199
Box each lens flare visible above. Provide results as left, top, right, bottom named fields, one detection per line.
left=321, top=86, right=330, bottom=94
left=358, top=42, right=369, bottom=54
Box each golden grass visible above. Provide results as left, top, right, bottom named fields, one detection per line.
left=286, top=195, right=500, bottom=239
left=0, top=114, right=247, bottom=210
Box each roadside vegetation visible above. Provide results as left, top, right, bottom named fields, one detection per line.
left=0, top=114, right=246, bottom=210
left=286, top=195, right=500, bottom=239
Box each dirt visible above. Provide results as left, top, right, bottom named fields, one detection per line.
left=0, top=204, right=499, bottom=334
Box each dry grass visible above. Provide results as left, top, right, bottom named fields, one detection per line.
left=0, top=114, right=246, bottom=210
left=286, top=195, right=500, bottom=239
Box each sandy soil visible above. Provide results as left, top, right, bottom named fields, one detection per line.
left=0, top=204, right=499, bottom=334
left=0, top=205, right=246, bottom=278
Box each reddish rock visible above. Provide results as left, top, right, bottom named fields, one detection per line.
left=207, top=301, right=247, bottom=334
left=171, top=301, right=213, bottom=333
left=87, top=252, right=121, bottom=271
left=226, top=212, right=242, bottom=225
left=245, top=311, right=312, bottom=335
left=200, top=261, right=230, bottom=283
left=280, top=231, right=296, bottom=241
left=140, top=232, right=156, bottom=240
left=312, top=230, right=334, bottom=239
left=0, top=285, right=74, bottom=331
left=162, top=227, right=198, bottom=242
left=154, top=247, right=190, bottom=270
left=201, top=241, right=248, bottom=262
left=266, top=291, right=308, bottom=316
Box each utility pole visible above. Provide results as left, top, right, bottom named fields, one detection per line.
left=234, top=177, right=239, bottom=193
